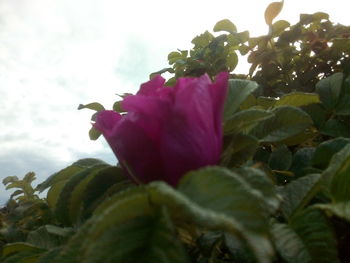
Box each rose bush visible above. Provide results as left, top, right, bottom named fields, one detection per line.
left=94, top=72, right=229, bottom=186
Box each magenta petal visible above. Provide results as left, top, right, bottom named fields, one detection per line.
left=106, top=116, right=165, bottom=183
left=94, top=110, right=122, bottom=137
left=137, top=75, right=166, bottom=96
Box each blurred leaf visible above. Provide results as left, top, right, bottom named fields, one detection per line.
left=233, top=167, right=281, bottom=214
left=2, top=176, right=19, bottom=186
left=280, top=174, right=322, bottom=219
left=191, top=31, right=214, bottom=48
left=224, top=109, right=274, bottom=134
left=264, top=0, right=284, bottom=25
left=256, top=96, right=276, bottom=109
left=2, top=242, right=45, bottom=257
left=149, top=67, right=174, bottom=79
left=335, top=75, right=350, bottom=115
left=54, top=164, right=109, bottom=225
left=213, top=19, right=237, bottom=33
left=77, top=102, right=105, bottom=112
left=224, top=79, right=258, bottom=120
left=221, top=134, right=258, bottom=167
left=290, top=208, right=340, bottom=263
left=271, top=222, right=310, bottom=263
left=315, top=72, right=343, bottom=111
left=316, top=202, right=350, bottom=223
left=275, top=92, right=320, bottom=107
left=271, top=20, right=290, bottom=37
left=89, top=126, right=102, bottom=140
left=23, top=173, right=36, bottom=185
left=320, top=118, right=350, bottom=138
left=268, top=145, right=292, bottom=171
left=312, top=138, right=350, bottom=169
left=329, top=152, right=350, bottom=202
left=226, top=50, right=238, bottom=70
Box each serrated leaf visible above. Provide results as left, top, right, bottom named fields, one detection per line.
left=77, top=102, right=105, bottom=112
left=54, top=164, right=109, bottom=225
left=178, top=168, right=273, bottom=262
left=264, top=0, right=284, bottom=26
left=290, top=208, right=340, bottom=263
left=271, top=222, right=310, bottom=263
left=224, top=79, right=258, bottom=120
left=82, top=166, right=132, bottom=220
left=275, top=92, right=320, bottom=107
left=250, top=106, right=314, bottom=145
left=179, top=167, right=268, bottom=232
left=82, top=207, right=190, bottom=263
left=213, top=19, right=237, bottom=33
left=280, top=174, right=322, bottom=219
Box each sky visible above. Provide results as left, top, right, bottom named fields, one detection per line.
left=0, top=0, right=349, bottom=204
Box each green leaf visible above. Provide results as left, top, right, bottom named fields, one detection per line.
left=233, top=167, right=281, bottom=214
left=275, top=92, right=320, bottom=107
left=280, top=174, right=322, bottom=219
left=37, top=248, right=62, bottom=263
left=315, top=72, right=343, bottom=111
left=82, top=208, right=190, bottom=263
left=37, top=159, right=107, bottom=192
left=82, top=166, right=132, bottom=220
left=320, top=118, right=350, bottom=138
left=221, top=134, right=258, bottom=167
left=256, top=96, right=277, bottom=109
left=316, top=202, right=350, bottom=222
left=179, top=167, right=269, bottom=234
left=322, top=143, right=350, bottom=187
left=88, top=126, right=102, bottom=140
left=312, top=138, right=350, bottom=169
left=268, top=145, right=292, bottom=171
left=226, top=50, right=238, bottom=71
left=224, top=109, right=274, bottom=134
left=149, top=67, right=175, bottom=79
left=54, top=164, right=109, bottom=225
left=2, top=242, right=45, bottom=257
left=224, top=79, right=258, bottom=120
left=264, top=0, right=284, bottom=25
left=271, top=222, right=310, bottom=263
left=335, top=75, right=350, bottom=115
left=213, top=19, right=237, bottom=33
left=271, top=20, right=290, bottom=37
left=290, top=208, right=340, bottom=263
left=191, top=31, right=214, bottom=48
left=178, top=168, right=273, bottom=262
left=2, top=176, right=19, bottom=186
left=329, top=153, right=350, bottom=202
left=77, top=102, right=105, bottom=112
left=26, top=226, right=63, bottom=250
left=250, top=106, right=314, bottom=145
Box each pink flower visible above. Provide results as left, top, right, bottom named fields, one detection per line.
left=94, top=72, right=229, bottom=186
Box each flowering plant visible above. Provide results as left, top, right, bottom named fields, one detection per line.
left=94, top=73, right=228, bottom=185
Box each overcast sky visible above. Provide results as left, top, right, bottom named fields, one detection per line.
left=0, top=0, right=349, bottom=204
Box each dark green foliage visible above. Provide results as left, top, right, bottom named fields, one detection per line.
left=2, top=2, right=350, bottom=263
